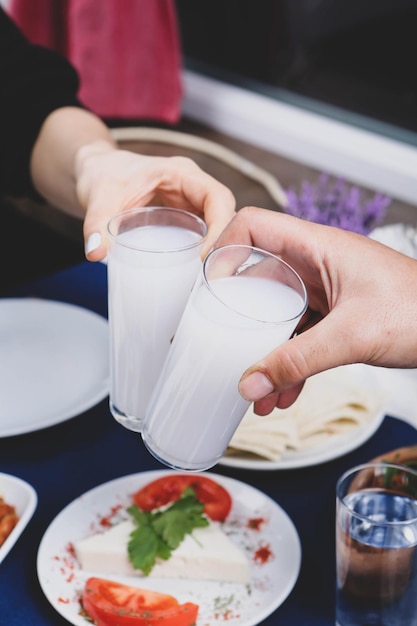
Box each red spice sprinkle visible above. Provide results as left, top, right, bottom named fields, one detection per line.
left=254, top=544, right=273, bottom=565
left=66, top=542, right=76, bottom=557
left=247, top=517, right=265, bottom=531
left=58, top=597, right=70, bottom=604
left=214, top=610, right=240, bottom=621
left=99, top=504, right=123, bottom=528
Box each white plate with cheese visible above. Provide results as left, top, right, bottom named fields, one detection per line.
left=36, top=469, right=301, bottom=626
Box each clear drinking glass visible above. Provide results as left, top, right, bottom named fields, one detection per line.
left=141, top=243, right=308, bottom=471
left=336, top=462, right=417, bottom=626
left=107, top=206, right=207, bottom=432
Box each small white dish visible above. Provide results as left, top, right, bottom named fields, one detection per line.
left=0, top=473, right=37, bottom=564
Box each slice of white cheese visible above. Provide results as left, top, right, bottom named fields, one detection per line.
left=74, top=519, right=250, bottom=585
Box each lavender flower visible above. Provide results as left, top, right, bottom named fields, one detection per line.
left=285, top=174, right=390, bottom=235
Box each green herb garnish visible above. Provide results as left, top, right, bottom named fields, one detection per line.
left=127, top=487, right=209, bottom=575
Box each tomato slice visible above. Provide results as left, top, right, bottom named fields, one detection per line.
left=82, top=577, right=199, bottom=626
left=132, top=474, right=232, bottom=522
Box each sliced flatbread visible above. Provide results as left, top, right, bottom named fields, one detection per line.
left=227, top=366, right=386, bottom=461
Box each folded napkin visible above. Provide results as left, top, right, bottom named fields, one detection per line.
left=227, top=366, right=387, bottom=462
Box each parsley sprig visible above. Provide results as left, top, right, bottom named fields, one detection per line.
left=127, top=487, right=209, bottom=575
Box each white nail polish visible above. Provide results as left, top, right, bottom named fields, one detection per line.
left=85, top=232, right=102, bottom=255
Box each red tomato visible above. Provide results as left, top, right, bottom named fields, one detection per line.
left=82, top=577, right=199, bottom=626
left=132, top=474, right=232, bottom=522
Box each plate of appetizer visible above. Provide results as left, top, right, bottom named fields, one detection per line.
left=220, top=365, right=388, bottom=471
left=0, top=298, right=109, bottom=436
left=0, top=472, right=37, bottom=564
left=37, top=470, right=301, bottom=626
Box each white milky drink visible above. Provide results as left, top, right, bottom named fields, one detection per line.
left=142, top=249, right=307, bottom=471
left=107, top=208, right=207, bottom=432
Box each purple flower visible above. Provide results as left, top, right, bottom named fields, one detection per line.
left=285, top=174, right=390, bottom=235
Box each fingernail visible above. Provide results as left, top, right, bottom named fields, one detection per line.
left=238, top=371, right=275, bottom=401
left=85, top=232, right=102, bottom=255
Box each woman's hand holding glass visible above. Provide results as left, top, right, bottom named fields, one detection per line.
left=75, top=142, right=236, bottom=261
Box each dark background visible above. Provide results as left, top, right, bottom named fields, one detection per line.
left=176, top=0, right=417, bottom=143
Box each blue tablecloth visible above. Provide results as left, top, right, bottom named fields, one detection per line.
left=1, top=261, right=416, bottom=626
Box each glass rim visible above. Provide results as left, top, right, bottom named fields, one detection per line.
left=337, top=461, right=417, bottom=526
left=107, top=206, right=208, bottom=254
left=202, top=243, right=308, bottom=324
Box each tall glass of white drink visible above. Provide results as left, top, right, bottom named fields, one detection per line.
left=141, top=244, right=308, bottom=470
left=107, top=206, right=207, bottom=432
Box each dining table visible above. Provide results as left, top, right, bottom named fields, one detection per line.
left=1, top=258, right=417, bottom=626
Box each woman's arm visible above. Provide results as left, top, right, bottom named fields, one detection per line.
left=30, top=107, right=236, bottom=260
left=1, top=7, right=236, bottom=260
left=29, top=107, right=116, bottom=219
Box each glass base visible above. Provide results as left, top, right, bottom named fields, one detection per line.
left=110, top=401, right=144, bottom=433
left=141, top=428, right=218, bottom=472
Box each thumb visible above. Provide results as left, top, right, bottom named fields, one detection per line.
left=238, top=313, right=358, bottom=403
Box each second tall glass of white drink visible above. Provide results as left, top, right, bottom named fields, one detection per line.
left=141, top=244, right=308, bottom=470
left=107, top=206, right=207, bottom=432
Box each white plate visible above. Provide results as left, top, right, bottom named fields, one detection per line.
left=37, top=470, right=301, bottom=626
left=0, top=473, right=37, bottom=564
left=0, top=298, right=109, bottom=436
left=219, top=364, right=387, bottom=471
left=219, top=409, right=385, bottom=471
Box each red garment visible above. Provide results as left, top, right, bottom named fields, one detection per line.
left=8, top=0, right=183, bottom=122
